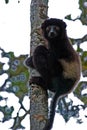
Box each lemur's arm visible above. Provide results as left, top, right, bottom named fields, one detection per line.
left=25, top=45, right=51, bottom=88
left=33, top=45, right=51, bottom=80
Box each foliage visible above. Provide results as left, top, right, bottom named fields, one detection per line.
left=0, top=48, right=29, bottom=129
left=5, top=0, right=9, bottom=4
left=65, top=0, right=87, bottom=25
left=5, top=0, right=20, bottom=4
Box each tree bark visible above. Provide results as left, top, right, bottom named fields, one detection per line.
left=30, top=0, right=49, bottom=130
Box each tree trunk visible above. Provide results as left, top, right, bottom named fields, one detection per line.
left=30, top=0, right=49, bottom=130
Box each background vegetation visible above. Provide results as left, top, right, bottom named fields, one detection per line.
left=0, top=0, right=87, bottom=129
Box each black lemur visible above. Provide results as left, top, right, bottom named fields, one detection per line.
left=25, top=18, right=81, bottom=130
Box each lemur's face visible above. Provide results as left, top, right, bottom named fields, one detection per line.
left=46, top=25, right=60, bottom=39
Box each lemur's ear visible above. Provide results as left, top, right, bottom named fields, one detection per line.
left=62, top=20, right=67, bottom=29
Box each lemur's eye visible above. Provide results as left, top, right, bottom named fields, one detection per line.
left=46, top=26, right=51, bottom=32
left=55, top=26, right=60, bottom=31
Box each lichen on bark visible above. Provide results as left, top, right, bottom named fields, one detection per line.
left=30, top=0, right=49, bottom=130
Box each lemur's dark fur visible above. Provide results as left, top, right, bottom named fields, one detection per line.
left=25, top=18, right=81, bottom=130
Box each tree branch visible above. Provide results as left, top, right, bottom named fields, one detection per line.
left=29, top=0, right=49, bottom=130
